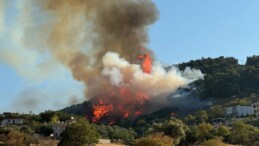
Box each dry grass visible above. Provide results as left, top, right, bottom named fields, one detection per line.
left=96, top=144, right=126, bottom=146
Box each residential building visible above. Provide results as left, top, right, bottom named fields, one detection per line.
left=52, top=117, right=75, bottom=138
left=225, top=105, right=253, bottom=117
left=252, top=101, right=259, bottom=116
left=0, top=112, right=24, bottom=126
left=52, top=122, right=68, bottom=138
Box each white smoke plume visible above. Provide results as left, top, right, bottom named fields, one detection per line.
left=101, top=52, right=203, bottom=98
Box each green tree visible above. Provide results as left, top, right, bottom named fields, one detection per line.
left=216, top=125, right=230, bottom=138
left=150, top=117, right=188, bottom=145
left=208, top=105, right=224, bottom=119
left=184, top=114, right=196, bottom=125
left=50, top=114, right=59, bottom=123
left=108, top=126, right=136, bottom=144
left=58, top=120, right=99, bottom=146
left=96, top=125, right=136, bottom=144
left=204, top=72, right=240, bottom=98
left=30, top=121, right=53, bottom=136
left=193, top=123, right=214, bottom=141
left=195, top=110, right=208, bottom=123
left=229, top=121, right=259, bottom=145
left=57, top=112, right=76, bottom=122
left=39, top=110, right=57, bottom=123
left=246, top=55, right=259, bottom=66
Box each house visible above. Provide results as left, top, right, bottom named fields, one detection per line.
left=0, top=112, right=24, bottom=126
left=52, top=122, right=68, bottom=138
left=252, top=101, right=259, bottom=116
left=225, top=105, right=253, bottom=117
left=52, top=117, right=75, bottom=138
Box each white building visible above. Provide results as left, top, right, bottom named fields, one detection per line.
left=1, top=118, right=24, bottom=126
left=0, top=113, right=24, bottom=126
left=225, top=105, right=253, bottom=117
left=52, top=117, right=75, bottom=138
left=52, top=122, right=68, bottom=138
left=252, top=101, right=259, bottom=116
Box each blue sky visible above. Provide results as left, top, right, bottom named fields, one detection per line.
left=150, top=0, right=259, bottom=65
left=1, top=0, right=259, bottom=113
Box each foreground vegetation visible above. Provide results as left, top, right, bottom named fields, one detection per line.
left=1, top=109, right=259, bottom=146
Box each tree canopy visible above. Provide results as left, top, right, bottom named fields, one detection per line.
left=58, top=120, right=99, bottom=146
left=178, top=55, right=259, bottom=98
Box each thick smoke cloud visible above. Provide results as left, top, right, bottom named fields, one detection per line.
left=0, top=0, right=204, bottom=116
left=37, top=0, right=159, bottom=86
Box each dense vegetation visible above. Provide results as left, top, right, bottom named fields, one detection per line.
left=178, top=55, right=259, bottom=98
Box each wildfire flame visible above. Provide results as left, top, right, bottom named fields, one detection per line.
left=91, top=88, right=149, bottom=123
left=92, top=99, right=113, bottom=122
left=137, top=49, right=153, bottom=74
left=141, top=53, right=152, bottom=74
left=91, top=48, right=153, bottom=123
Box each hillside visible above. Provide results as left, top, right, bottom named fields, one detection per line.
left=60, top=55, right=259, bottom=123
left=178, top=55, right=259, bottom=99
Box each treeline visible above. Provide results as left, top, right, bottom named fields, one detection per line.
left=178, top=55, right=259, bottom=98
left=56, top=111, right=259, bottom=146
left=2, top=108, right=259, bottom=145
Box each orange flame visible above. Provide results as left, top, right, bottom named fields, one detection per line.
left=91, top=88, right=148, bottom=123
left=92, top=99, right=113, bottom=122
left=142, top=53, right=152, bottom=74
left=137, top=48, right=152, bottom=74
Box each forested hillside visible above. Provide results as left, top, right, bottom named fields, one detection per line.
left=178, top=55, right=259, bottom=99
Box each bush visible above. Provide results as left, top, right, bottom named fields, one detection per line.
left=229, top=121, right=259, bottom=145
left=58, top=120, right=99, bottom=146
left=20, top=125, right=34, bottom=134
left=135, top=133, right=173, bottom=146
left=149, top=117, right=188, bottom=145
left=3, top=130, right=38, bottom=145
left=96, top=125, right=136, bottom=144
left=202, top=137, right=227, bottom=146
